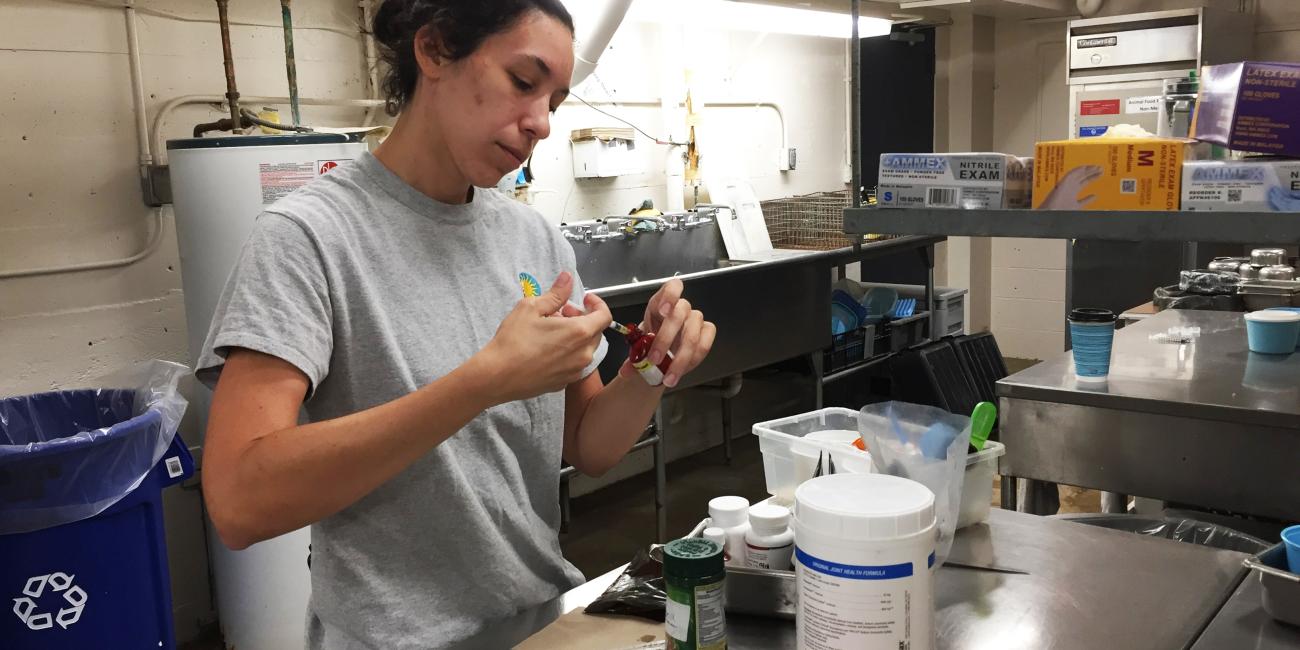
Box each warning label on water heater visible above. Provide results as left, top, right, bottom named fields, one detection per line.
left=259, top=161, right=316, bottom=204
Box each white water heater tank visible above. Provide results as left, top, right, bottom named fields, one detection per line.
left=168, top=134, right=368, bottom=650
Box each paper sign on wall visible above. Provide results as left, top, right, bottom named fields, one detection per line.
left=1126, top=96, right=1162, bottom=114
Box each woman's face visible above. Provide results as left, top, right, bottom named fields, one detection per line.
left=415, top=11, right=574, bottom=188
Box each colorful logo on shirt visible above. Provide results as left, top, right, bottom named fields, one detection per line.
left=519, top=272, right=541, bottom=298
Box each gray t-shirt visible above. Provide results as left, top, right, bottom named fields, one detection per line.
left=196, top=152, right=607, bottom=649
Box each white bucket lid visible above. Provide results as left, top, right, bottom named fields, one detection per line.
left=794, top=473, right=935, bottom=542
left=1246, top=310, right=1300, bottom=323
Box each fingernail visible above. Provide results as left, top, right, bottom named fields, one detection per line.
left=651, top=350, right=664, bottom=364
left=659, top=303, right=672, bottom=318
left=664, top=374, right=679, bottom=387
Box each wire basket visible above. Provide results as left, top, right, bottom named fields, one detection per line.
left=760, top=190, right=881, bottom=251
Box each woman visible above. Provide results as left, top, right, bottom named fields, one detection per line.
left=196, top=1, right=715, bottom=647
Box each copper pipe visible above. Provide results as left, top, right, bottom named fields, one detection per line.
left=215, top=0, right=240, bottom=126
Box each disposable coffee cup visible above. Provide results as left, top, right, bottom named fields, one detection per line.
left=1069, top=308, right=1117, bottom=381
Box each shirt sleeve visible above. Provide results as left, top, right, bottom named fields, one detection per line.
left=194, top=212, right=334, bottom=398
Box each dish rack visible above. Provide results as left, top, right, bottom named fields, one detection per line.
left=761, top=190, right=886, bottom=251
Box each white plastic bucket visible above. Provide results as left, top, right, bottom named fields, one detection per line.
left=793, top=473, right=937, bottom=650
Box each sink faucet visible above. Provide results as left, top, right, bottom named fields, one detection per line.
left=563, top=224, right=624, bottom=242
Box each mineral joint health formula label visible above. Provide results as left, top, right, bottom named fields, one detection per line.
left=794, top=547, right=934, bottom=650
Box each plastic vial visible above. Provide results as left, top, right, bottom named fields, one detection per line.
left=663, top=537, right=727, bottom=650
left=744, top=504, right=795, bottom=571
left=707, top=496, right=750, bottom=568
left=615, top=321, right=673, bottom=386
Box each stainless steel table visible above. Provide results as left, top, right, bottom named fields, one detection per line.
left=997, top=309, right=1300, bottom=521
left=546, top=508, right=1253, bottom=649
left=1192, top=573, right=1300, bottom=649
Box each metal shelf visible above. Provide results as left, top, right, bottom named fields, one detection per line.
left=843, top=207, right=1300, bottom=244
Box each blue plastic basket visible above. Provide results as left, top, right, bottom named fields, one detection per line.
left=0, top=389, right=193, bottom=650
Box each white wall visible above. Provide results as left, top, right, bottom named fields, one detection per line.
left=529, top=15, right=849, bottom=223
left=1, top=0, right=852, bottom=641
left=983, top=0, right=1300, bottom=360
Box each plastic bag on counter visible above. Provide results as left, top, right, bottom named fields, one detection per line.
left=1055, top=514, right=1269, bottom=553
left=584, top=545, right=667, bottom=621
left=1153, top=285, right=1245, bottom=312
left=859, top=401, right=970, bottom=565
left=0, top=360, right=189, bottom=534
left=1178, top=269, right=1240, bottom=295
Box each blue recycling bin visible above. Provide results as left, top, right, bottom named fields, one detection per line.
left=0, top=387, right=193, bottom=650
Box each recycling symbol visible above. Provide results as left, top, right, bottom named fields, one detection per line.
left=12, top=572, right=87, bottom=631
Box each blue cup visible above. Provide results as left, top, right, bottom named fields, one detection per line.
left=1284, top=525, right=1300, bottom=574
left=1069, top=308, right=1117, bottom=381
left=1247, top=310, right=1300, bottom=354
left=1265, top=307, right=1300, bottom=349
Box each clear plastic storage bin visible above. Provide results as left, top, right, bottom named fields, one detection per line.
left=753, top=408, right=874, bottom=504
left=958, top=440, right=1005, bottom=529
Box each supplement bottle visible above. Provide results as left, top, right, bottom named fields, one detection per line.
left=707, top=496, right=750, bottom=567
left=743, top=504, right=794, bottom=571
left=663, top=537, right=727, bottom=650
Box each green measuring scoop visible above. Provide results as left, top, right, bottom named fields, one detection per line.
left=970, top=401, right=997, bottom=451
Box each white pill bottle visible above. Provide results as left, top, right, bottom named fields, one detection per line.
left=793, top=473, right=937, bottom=650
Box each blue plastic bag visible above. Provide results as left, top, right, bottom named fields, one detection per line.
left=0, top=361, right=188, bottom=534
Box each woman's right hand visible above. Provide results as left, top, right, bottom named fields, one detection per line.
left=471, top=271, right=612, bottom=404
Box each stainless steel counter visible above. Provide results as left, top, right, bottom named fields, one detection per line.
left=997, top=309, right=1300, bottom=521
left=546, top=508, right=1254, bottom=649
left=1192, top=573, right=1300, bottom=649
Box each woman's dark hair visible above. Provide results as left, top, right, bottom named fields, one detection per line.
left=373, top=0, right=576, bottom=116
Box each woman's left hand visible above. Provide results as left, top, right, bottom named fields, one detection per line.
left=621, top=278, right=716, bottom=388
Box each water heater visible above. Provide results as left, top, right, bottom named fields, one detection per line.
left=168, top=133, right=367, bottom=650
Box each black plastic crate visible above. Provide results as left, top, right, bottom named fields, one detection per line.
left=875, top=312, right=929, bottom=356
left=951, top=332, right=1010, bottom=403
left=823, top=324, right=873, bottom=373
left=889, top=339, right=981, bottom=415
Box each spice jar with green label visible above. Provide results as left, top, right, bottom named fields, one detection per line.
left=663, top=537, right=727, bottom=650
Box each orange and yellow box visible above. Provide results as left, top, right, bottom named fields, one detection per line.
left=1032, top=137, right=1186, bottom=211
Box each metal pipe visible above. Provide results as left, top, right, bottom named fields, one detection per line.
left=0, top=210, right=164, bottom=280
left=241, top=109, right=312, bottom=133
left=562, top=97, right=791, bottom=170
left=280, top=0, right=302, bottom=126
left=124, top=0, right=152, bottom=169
left=850, top=0, right=863, bottom=207
left=215, top=0, right=241, bottom=127
left=360, top=0, right=380, bottom=126
left=151, top=94, right=384, bottom=162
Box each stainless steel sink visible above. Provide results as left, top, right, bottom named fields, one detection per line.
left=561, top=212, right=829, bottom=389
